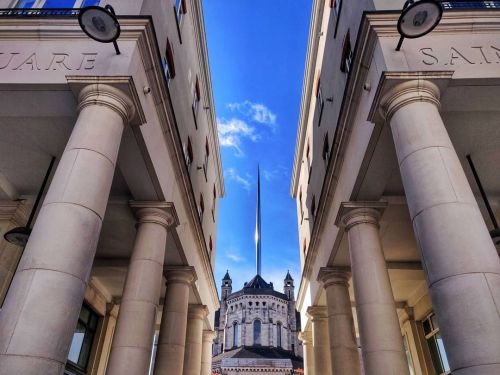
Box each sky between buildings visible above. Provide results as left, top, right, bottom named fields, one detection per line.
left=203, top=0, right=312, bottom=292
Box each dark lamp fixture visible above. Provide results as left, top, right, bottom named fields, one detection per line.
left=466, top=155, right=500, bottom=250
left=396, top=0, right=443, bottom=51
left=3, top=156, right=55, bottom=247
left=78, top=5, right=121, bottom=55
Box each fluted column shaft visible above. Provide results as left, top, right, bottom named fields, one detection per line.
left=381, top=79, right=500, bottom=375
left=0, top=84, right=133, bottom=375
left=299, top=331, right=315, bottom=375
left=183, top=305, right=207, bottom=375
left=107, top=206, right=174, bottom=375
left=307, top=307, right=332, bottom=375
left=154, top=267, right=196, bottom=375
left=318, top=267, right=361, bottom=375
left=343, top=208, right=410, bottom=375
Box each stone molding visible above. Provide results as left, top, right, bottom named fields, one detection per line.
left=77, top=83, right=135, bottom=124
left=317, top=267, right=351, bottom=288
left=298, top=330, right=313, bottom=344
left=306, top=306, right=328, bottom=321
left=188, top=304, right=208, bottom=320
left=202, top=329, right=216, bottom=342
left=164, top=265, right=197, bottom=286
left=380, top=79, right=441, bottom=121
left=335, top=201, right=387, bottom=231
left=130, top=201, right=180, bottom=229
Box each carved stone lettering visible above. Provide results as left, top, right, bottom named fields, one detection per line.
left=0, top=51, right=98, bottom=71
left=419, top=46, right=500, bottom=66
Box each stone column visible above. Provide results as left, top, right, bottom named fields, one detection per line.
left=299, top=331, right=315, bottom=375
left=201, top=330, right=215, bottom=375
left=107, top=203, right=176, bottom=375
left=183, top=305, right=207, bottom=375
left=0, top=84, right=133, bottom=375
left=307, top=306, right=332, bottom=375
left=342, top=207, right=410, bottom=375
left=318, top=267, right=361, bottom=375
left=381, top=79, right=500, bottom=375
left=154, top=266, right=196, bottom=375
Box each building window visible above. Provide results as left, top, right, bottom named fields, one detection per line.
left=311, top=195, right=316, bottom=219
left=162, top=39, right=176, bottom=84
left=192, top=76, right=200, bottom=129
left=199, top=193, right=205, bottom=221
left=306, top=142, right=312, bottom=184
left=253, top=320, right=261, bottom=345
left=299, top=187, right=304, bottom=223
left=303, top=238, right=307, bottom=254
left=66, top=304, right=99, bottom=373
left=212, top=185, right=217, bottom=222
left=209, top=235, right=213, bottom=255
left=322, top=133, right=330, bottom=165
left=277, top=323, right=282, bottom=347
left=333, top=0, right=343, bottom=38
left=15, top=0, right=99, bottom=7
left=340, top=31, right=353, bottom=74
left=423, top=313, right=450, bottom=374
left=203, top=137, right=209, bottom=181
left=174, top=0, right=186, bottom=42
left=316, top=86, right=325, bottom=127
left=184, top=137, right=193, bottom=170
left=233, top=322, right=239, bottom=348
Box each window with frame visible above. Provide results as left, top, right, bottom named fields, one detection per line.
left=340, top=31, right=353, bottom=74
left=311, top=195, right=316, bottom=220
left=199, top=193, right=204, bottom=221
left=184, top=137, right=193, bottom=170
left=192, top=76, right=201, bottom=128
left=16, top=0, right=100, bottom=8
left=174, top=0, right=186, bottom=40
left=422, top=313, right=450, bottom=374
left=162, top=39, right=176, bottom=84
left=203, top=136, right=209, bottom=181
left=212, top=185, right=217, bottom=222
left=232, top=322, right=239, bottom=348
left=306, top=142, right=312, bottom=184
left=209, top=235, right=213, bottom=255
left=316, top=86, right=325, bottom=127
left=66, top=304, right=100, bottom=374
left=276, top=322, right=282, bottom=347
left=322, top=133, right=330, bottom=165
left=299, top=187, right=304, bottom=223
left=253, top=320, right=262, bottom=345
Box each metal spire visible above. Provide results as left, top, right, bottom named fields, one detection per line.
left=255, top=165, right=262, bottom=276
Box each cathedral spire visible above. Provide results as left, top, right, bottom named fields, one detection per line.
left=255, top=165, right=262, bottom=276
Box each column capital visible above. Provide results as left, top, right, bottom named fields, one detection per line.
left=77, top=83, right=135, bottom=124
left=306, top=306, right=328, bottom=321
left=317, top=267, right=351, bottom=288
left=335, top=201, right=387, bottom=231
left=380, top=79, right=440, bottom=121
left=202, top=330, right=216, bottom=342
left=130, top=201, right=179, bottom=228
left=164, top=265, right=197, bottom=285
left=298, top=330, right=313, bottom=344
left=188, top=304, right=208, bottom=320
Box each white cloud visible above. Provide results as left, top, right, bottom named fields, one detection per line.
left=217, top=118, right=259, bottom=157
left=227, top=100, right=277, bottom=127
left=226, top=248, right=245, bottom=263
left=262, top=165, right=289, bottom=182
left=225, top=168, right=252, bottom=191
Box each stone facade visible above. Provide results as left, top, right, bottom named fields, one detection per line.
left=213, top=272, right=302, bottom=359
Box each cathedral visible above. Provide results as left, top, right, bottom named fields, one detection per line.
left=212, top=170, right=303, bottom=374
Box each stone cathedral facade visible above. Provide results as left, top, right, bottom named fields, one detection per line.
left=212, top=271, right=303, bottom=374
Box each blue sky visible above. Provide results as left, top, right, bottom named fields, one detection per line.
left=203, top=1, right=312, bottom=293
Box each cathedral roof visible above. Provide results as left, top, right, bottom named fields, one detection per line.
left=244, top=274, right=273, bottom=290
left=222, top=270, right=231, bottom=281
left=212, top=346, right=303, bottom=369
left=227, top=274, right=289, bottom=300
left=284, top=270, right=293, bottom=281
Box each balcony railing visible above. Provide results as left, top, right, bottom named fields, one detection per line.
left=0, top=8, right=80, bottom=17
left=440, top=1, right=500, bottom=9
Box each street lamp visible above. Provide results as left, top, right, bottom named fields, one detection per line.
left=396, top=0, right=443, bottom=51
left=78, top=5, right=121, bottom=55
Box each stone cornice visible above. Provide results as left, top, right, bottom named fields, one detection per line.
left=290, top=0, right=324, bottom=197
